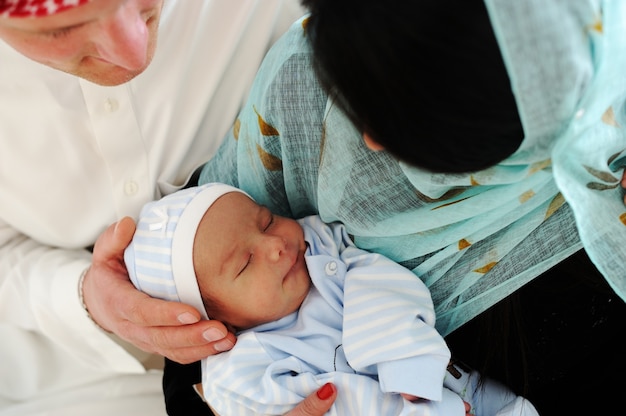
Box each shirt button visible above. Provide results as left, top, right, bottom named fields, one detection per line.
left=104, top=98, right=119, bottom=113
left=325, top=261, right=338, bottom=276
left=124, top=180, right=138, bottom=196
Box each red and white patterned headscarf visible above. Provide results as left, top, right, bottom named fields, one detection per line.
left=0, top=0, right=92, bottom=18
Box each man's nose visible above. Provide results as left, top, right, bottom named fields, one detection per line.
left=93, top=5, right=150, bottom=70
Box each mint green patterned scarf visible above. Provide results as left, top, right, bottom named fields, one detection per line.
left=201, top=0, right=626, bottom=335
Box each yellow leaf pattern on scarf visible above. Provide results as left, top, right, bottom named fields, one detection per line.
left=620, top=212, right=626, bottom=226
left=458, top=239, right=471, bottom=250
left=529, top=159, right=551, bottom=175
left=254, top=106, right=280, bottom=136
left=233, top=118, right=241, bottom=141
left=474, top=262, right=497, bottom=274
left=519, top=189, right=535, bottom=203
left=586, top=15, right=603, bottom=33
left=432, top=195, right=472, bottom=210
left=256, top=144, right=282, bottom=171
left=601, top=106, right=620, bottom=127
left=545, top=193, right=565, bottom=220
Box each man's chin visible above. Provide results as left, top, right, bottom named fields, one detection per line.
left=52, top=57, right=150, bottom=86
left=73, top=67, right=144, bottom=86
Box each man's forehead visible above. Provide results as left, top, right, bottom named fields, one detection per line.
left=0, top=0, right=92, bottom=18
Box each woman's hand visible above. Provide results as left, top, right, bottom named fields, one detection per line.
left=82, top=217, right=236, bottom=363
left=285, top=383, right=337, bottom=416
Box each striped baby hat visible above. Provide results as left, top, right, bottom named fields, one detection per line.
left=124, top=182, right=247, bottom=319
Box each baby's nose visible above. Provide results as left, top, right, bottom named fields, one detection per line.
left=264, top=236, right=286, bottom=262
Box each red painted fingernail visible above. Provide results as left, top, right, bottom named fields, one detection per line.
left=316, top=383, right=334, bottom=400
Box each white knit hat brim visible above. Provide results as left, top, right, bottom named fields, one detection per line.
left=125, top=183, right=249, bottom=321
left=171, top=183, right=247, bottom=320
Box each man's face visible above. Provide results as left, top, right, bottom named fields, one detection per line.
left=0, top=0, right=164, bottom=86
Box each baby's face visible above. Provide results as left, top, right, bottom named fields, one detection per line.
left=193, top=192, right=311, bottom=330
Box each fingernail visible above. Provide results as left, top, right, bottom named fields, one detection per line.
left=214, top=339, right=234, bottom=352
left=178, top=312, right=198, bottom=324
left=203, top=328, right=225, bottom=342
left=316, top=383, right=334, bottom=400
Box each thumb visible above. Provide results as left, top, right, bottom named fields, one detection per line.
left=93, top=217, right=136, bottom=261
left=286, top=383, right=336, bottom=416
left=113, top=216, right=137, bottom=249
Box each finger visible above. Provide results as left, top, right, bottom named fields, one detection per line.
left=83, top=218, right=140, bottom=331
left=93, top=217, right=136, bottom=269
left=115, top=315, right=236, bottom=357
left=285, top=383, right=336, bottom=416
left=113, top=216, right=137, bottom=249
left=157, top=331, right=237, bottom=364
left=143, top=318, right=233, bottom=350
left=124, top=329, right=236, bottom=364
left=117, top=293, right=203, bottom=327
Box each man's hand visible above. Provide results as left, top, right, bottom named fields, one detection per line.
left=285, top=383, right=337, bottom=416
left=82, top=217, right=236, bottom=363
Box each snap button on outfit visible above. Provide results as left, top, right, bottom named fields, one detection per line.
left=325, top=261, right=338, bottom=275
